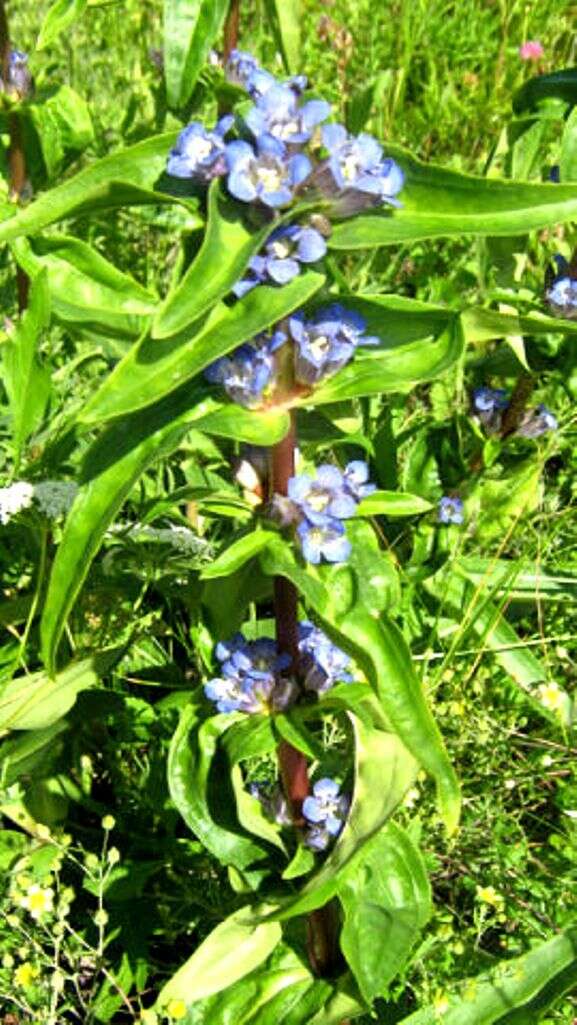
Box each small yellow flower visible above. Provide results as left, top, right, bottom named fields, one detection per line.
left=449, top=699, right=465, bottom=716
left=538, top=681, right=566, bottom=712
left=433, top=992, right=450, bottom=1015
left=107, top=847, right=120, bottom=866
left=14, top=961, right=39, bottom=988
left=94, top=909, right=109, bottom=927
left=166, top=998, right=187, bottom=1020
left=102, top=815, right=116, bottom=831
left=19, top=884, right=54, bottom=920
left=476, top=885, right=504, bottom=908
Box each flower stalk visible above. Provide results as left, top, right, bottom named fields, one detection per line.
left=0, top=0, right=29, bottom=311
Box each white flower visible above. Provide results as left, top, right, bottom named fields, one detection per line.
left=0, top=481, right=34, bottom=524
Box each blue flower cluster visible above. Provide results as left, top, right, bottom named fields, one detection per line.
left=546, top=255, right=577, bottom=318
left=0, top=50, right=32, bottom=99
left=233, top=224, right=327, bottom=297
left=204, top=635, right=294, bottom=714
left=472, top=387, right=557, bottom=439
left=204, top=623, right=353, bottom=714
left=277, top=460, right=375, bottom=564
left=302, top=778, right=350, bottom=850
left=298, top=621, right=353, bottom=694
left=166, top=48, right=403, bottom=215
left=204, top=329, right=286, bottom=408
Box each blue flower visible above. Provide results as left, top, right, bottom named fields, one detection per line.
left=343, top=460, right=377, bottom=501
left=1, top=50, right=32, bottom=99
left=232, top=224, right=327, bottom=297
left=289, top=304, right=378, bottom=385
left=167, top=116, right=233, bottom=180
left=205, top=634, right=295, bottom=714
left=303, top=778, right=349, bottom=849
left=298, top=621, right=353, bottom=694
left=245, top=83, right=331, bottom=145
left=473, top=387, right=509, bottom=414
left=318, top=123, right=404, bottom=210
left=546, top=274, right=577, bottom=316
left=297, top=518, right=352, bottom=564
left=288, top=465, right=357, bottom=524
left=438, top=496, right=464, bottom=525
left=204, top=330, right=286, bottom=408
left=225, top=49, right=262, bottom=90
left=225, top=135, right=312, bottom=208
left=516, top=404, right=558, bottom=438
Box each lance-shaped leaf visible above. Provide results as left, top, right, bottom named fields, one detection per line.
left=156, top=900, right=282, bottom=1010
left=260, top=539, right=460, bottom=833
left=397, top=928, right=577, bottom=1024
left=328, top=145, right=577, bottom=249
left=12, top=235, right=157, bottom=339
left=356, top=491, right=433, bottom=517
left=513, top=67, right=577, bottom=114
left=264, top=0, right=301, bottom=73
left=264, top=714, right=418, bottom=921
left=164, top=0, right=229, bottom=109
left=79, top=271, right=325, bottom=424
left=338, top=822, right=431, bottom=1003
left=461, top=304, right=577, bottom=342
left=153, top=183, right=273, bottom=338
left=458, top=556, right=577, bottom=604
left=168, top=705, right=273, bottom=868
left=201, top=529, right=277, bottom=579
left=37, top=0, right=88, bottom=49
left=0, top=133, right=201, bottom=243
left=193, top=401, right=290, bottom=445
left=2, top=271, right=51, bottom=469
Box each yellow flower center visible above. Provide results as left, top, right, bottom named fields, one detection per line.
left=257, top=166, right=283, bottom=192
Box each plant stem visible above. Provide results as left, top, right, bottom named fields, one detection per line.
left=0, top=0, right=29, bottom=311
left=499, top=372, right=534, bottom=437
left=270, top=412, right=343, bottom=980
left=222, top=0, right=240, bottom=61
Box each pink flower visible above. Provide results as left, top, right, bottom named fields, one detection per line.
left=519, top=40, right=544, bottom=61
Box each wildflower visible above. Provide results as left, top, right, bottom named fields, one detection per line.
left=303, top=778, right=349, bottom=849
left=546, top=273, right=577, bottom=316
left=225, top=135, right=311, bottom=208
left=343, top=460, right=377, bottom=501
left=298, top=621, right=353, bottom=693
left=0, top=50, right=33, bottom=99
left=19, top=883, right=54, bottom=920
left=0, top=481, right=34, bottom=524
left=438, top=496, right=464, bottom=525
left=204, top=330, right=286, bottom=408
left=289, top=304, right=379, bottom=386
left=232, top=224, right=327, bottom=297
left=317, top=122, right=404, bottom=211
left=107, top=848, right=120, bottom=866
left=14, top=961, right=39, bottom=989
left=33, top=480, right=78, bottom=518
left=519, top=40, right=544, bottom=61
left=516, top=404, right=558, bottom=438
left=476, top=885, right=504, bottom=908
left=166, top=116, right=233, bottom=180
left=225, top=49, right=261, bottom=90
left=205, top=635, right=294, bottom=714
left=101, top=814, right=116, bottom=831
left=94, top=909, right=109, bottom=927
left=166, top=999, right=188, bottom=1021
left=472, top=387, right=509, bottom=433
left=288, top=464, right=358, bottom=524
left=245, top=82, right=330, bottom=145
left=538, top=681, right=566, bottom=711
left=297, top=517, right=351, bottom=564
left=249, top=782, right=292, bottom=825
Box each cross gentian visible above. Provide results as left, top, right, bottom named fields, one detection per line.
left=546, top=275, right=577, bottom=316
left=289, top=304, right=379, bottom=386
left=1, top=50, right=32, bottom=99
left=204, top=330, right=286, bottom=408
left=516, top=404, right=558, bottom=438
left=205, top=635, right=294, bottom=714
left=166, top=116, right=233, bottom=180
left=298, top=621, right=353, bottom=694
left=343, top=460, right=377, bottom=501
left=233, top=224, right=327, bottom=297
left=245, top=83, right=331, bottom=145
left=225, top=49, right=262, bottom=90
left=303, top=778, right=349, bottom=850
left=319, top=123, right=404, bottom=209
left=438, top=496, right=464, bottom=525
left=296, top=518, right=351, bottom=564
left=225, top=135, right=311, bottom=208
left=473, top=387, right=509, bottom=432
left=288, top=465, right=357, bottom=524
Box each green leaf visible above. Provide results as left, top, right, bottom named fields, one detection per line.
left=40, top=383, right=212, bottom=674
left=458, top=557, right=577, bottom=604
left=328, top=145, right=577, bottom=248
left=560, top=105, right=577, bottom=181
left=37, top=0, right=87, bottom=49
left=264, top=0, right=301, bottom=73
left=163, top=0, right=228, bottom=109
left=167, top=705, right=272, bottom=868
left=156, top=902, right=282, bottom=1010
left=397, top=928, right=577, bottom=1024
left=1, top=271, right=51, bottom=468
left=357, top=490, right=433, bottom=517
left=513, top=68, right=577, bottom=114
left=153, top=183, right=273, bottom=338
left=12, top=235, right=157, bottom=339
left=461, top=304, right=577, bottom=342
left=268, top=715, right=418, bottom=920
left=339, top=822, right=431, bottom=1003
left=193, top=401, right=290, bottom=445
left=201, top=530, right=276, bottom=580
left=0, top=132, right=200, bottom=244
left=79, top=271, right=325, bottom=424
left=0, top=650, right=119, bottom=730
left=27, top=85, right=94, bottom=179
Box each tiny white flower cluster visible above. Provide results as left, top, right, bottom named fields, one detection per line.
left=0, top=480, right=78, bottom=525
left=110, top=522, right=211, bottom=557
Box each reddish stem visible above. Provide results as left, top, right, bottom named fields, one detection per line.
left=0, top=1, right=29, bottom=311
left=222, top=0, right=240, bottom=62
